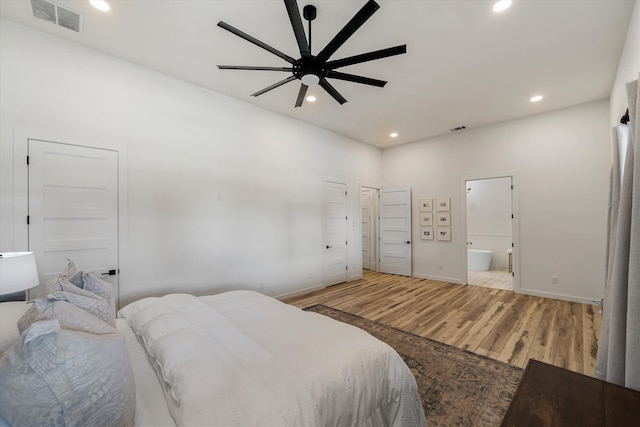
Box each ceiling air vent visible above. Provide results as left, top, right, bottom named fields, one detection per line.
left=30, top=0, right=82, bottom=33
left=450, top=125, right=467, bottom=132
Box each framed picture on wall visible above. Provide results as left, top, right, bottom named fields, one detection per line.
left=437, top=211, right=451, bottom=226
left=420, top=227, right=434, bottom=240
left=419, top=198, right=433, bottom=212
left=436, top=197, right=451, bottom=211
left=437, top=226, right=451, bottom=241
left=419, top=212, right=433, bottom=226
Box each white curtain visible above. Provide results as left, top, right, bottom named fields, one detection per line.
left=595, top=75, right=640, bottom=391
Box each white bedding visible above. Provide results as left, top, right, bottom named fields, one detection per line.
left=118, top=290, right=426, bottom=427
left=116, top=318, right=176, bottom=427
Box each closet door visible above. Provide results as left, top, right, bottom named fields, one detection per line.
left=323, top=180, right=348, bottom=286
left=28, top=139, right=119, bottom=297
left=379, top=186, right=412, bottom=276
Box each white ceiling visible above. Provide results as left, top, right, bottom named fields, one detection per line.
left=0, top=0, right=635, bottom=147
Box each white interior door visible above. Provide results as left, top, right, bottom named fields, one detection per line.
left=379, top=186, right=412, bottom=276
left=323, top=180, right=347, bottom=286
left=28, top=139, right=119, bottom=298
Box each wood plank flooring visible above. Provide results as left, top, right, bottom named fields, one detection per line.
left=285, top=270, right=602, bottom=376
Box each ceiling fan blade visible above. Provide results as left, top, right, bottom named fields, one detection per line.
left=284, top=0, right=311, bottom=58
left=218, top=21, right=296, bottom=64
left=295, top=83, right=309, bottom=107
left=251, top=76, right=297, bottom=97
left=218, top=65, right=293, bottom=71
left=326, top=45, right=407, bottom=70
left=326, top=71, right=386, bottom=87
left=319, top=79, right=347, bottom=105
left=315, top=0, right=380, bottom=63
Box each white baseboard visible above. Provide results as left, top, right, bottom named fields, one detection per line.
left=413, top=272, right=465, bottom=285
left=275, top=284, right=325, bottom=301
left=349, top=273, right=363, bottom=282
left=517, top=288, right=601, bottom=305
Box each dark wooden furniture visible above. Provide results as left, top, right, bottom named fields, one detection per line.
left=501, top=359, right=640, bottom=426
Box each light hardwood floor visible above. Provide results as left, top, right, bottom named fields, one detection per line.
left=285, top=270, right=602, bottom=376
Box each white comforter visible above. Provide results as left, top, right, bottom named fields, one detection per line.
left=118, top=291, right=426, bottom=427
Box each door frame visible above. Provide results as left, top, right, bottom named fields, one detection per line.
left=460, top=172, right=520, bottom=293
left=4, top=128, right=129, bottom=306
left=359, top=183, right=380, bottom=272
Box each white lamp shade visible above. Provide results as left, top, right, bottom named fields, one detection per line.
left=0, top=252, right=40, bottom=295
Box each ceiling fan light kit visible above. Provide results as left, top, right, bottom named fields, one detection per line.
left=217, top=0, right=407, bottom=108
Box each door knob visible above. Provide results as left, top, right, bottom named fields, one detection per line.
left=101, top=269, right=117, bottom=276
left=406, top=241, right=411, bottom=244
left=326, top=245, right=333, bottom=249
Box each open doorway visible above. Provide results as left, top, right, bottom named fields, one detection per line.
left=465, top=176, right=513, bottom=291
left=361, top=186, right=379, bottom=273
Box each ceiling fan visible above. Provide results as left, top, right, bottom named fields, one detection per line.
left=217, top=0, right=407, bottom=107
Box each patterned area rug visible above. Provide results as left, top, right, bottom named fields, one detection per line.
left=304, top=305, right=523, bottom=427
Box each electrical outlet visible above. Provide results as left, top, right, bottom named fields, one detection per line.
left=551, top=276, right=558, bottom=284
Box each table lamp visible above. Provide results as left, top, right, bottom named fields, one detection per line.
left=0, top=252, right=40, bottom=296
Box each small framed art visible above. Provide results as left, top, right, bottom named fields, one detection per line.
left=420, top=212, right=433, bottom=226
left=436, top=197, right=451, bottom=211
left=437, top=212, right=451, bottom=226
left=420, top=227, right=434, bottom=240
left=437, top=226, right=451, bottom=241
left=419, top=198, right=433, bottom=212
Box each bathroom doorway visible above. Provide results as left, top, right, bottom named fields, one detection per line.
left=465, top=176, right=514, bottom=291
left=361, top=186, right=380, bottom=273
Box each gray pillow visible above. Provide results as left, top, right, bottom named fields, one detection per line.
left=80, top=272, right=116, bottom=315
left=17, top=299, right=115, bottom=335
left=39, top=259, right=80, bottom=297
left=0, top=319, right=135, bottom=427
left=48, top=289, right=115, bottom=326
left=44, top=267, right=116, bottom=318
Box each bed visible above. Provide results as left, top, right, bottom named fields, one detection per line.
left=0, top=269, right=426, bottom=427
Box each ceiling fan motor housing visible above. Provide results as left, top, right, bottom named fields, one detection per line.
left=293, top=56, right=326, bottom=84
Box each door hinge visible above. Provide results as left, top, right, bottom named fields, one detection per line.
left=511, top=214, right=514, bottom=219
left=26, top=156, right=30, bottom=165
left=27, top=215, right=30, bottom=225
left=345, top=240, right=348, bottom=245
left=346, top=265, right=348, bottom=270
left=511, top=185, right=514, bottom=190
left=512, top=242, right=514, bottom=247
left=512, top=272, right=515, bottom=277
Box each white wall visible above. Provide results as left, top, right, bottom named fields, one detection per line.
left=610, top=0, right=640, bottom=125
left=466, top=177, right=512, bottom=269
left=0, top=19, right=381, bottom=306
left=382, top=100, right=610, bottom=304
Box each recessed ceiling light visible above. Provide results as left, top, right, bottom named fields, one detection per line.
left=390, top=132, right=398, bottom=138
left=306, top=95, right=316, bottom=102
left=90, top=1, right=110, bottom=12
left=493, top=0, right=512, bottom=13
left=530, top=94, right=543, bottom=103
